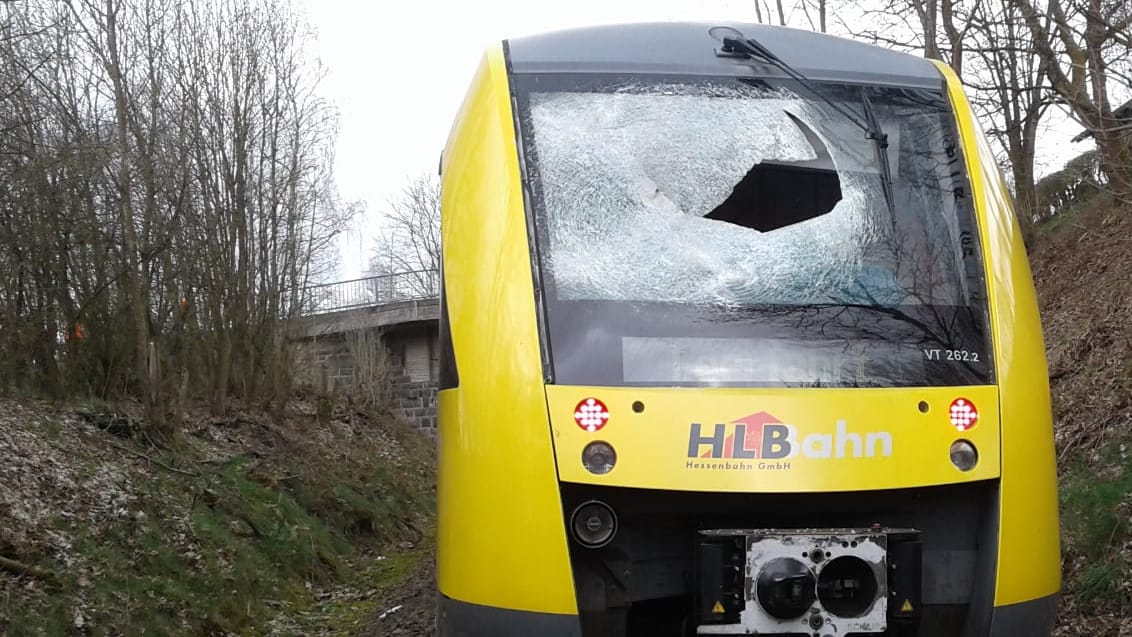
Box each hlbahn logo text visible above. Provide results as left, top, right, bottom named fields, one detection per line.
left=687, top=411, right=893, bottom=461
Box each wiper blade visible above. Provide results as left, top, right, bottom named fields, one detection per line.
left=713, top=27, right=898, bottom=225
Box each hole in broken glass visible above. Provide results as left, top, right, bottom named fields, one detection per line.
left=706, top=111, right=842, bottom=232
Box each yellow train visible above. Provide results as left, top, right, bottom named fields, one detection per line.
left=436, top=21, right=1059, bottom=637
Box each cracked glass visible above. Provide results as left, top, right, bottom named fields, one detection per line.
left=514, top=74, right=992, bottom=387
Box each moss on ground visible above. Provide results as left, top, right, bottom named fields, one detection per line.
left=1059, top=437, right=1132, bottom=609
left=275, top=533, right=435, bottom=637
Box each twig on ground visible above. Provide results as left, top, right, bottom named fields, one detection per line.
left=398, top=516, right=424, bottom=545
left=106, top=441, right=200, bottom=477
left=0, top=555, right=57, bottom=583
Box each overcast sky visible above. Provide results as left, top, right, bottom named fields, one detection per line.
left=300, top=1, right=1086, bottom=280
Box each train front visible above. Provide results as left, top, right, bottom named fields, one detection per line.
left=436, top=21, right=1060, bottom=637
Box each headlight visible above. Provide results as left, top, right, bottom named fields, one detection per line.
left=570, top=500, right=617, bottom=548
left=949, top=439, right=978, bottom=471
left=582, top=441, right=616, bottom=475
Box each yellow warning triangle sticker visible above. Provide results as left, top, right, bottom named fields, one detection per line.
left=900, top=599, right=914, bottom=613
left=712, top=601, right=726, bottom=614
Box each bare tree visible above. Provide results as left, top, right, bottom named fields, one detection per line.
left=795, top=0, right=829, bottom=32
left=0, top=0, right=353, bottom=422
left=840, top=0, right=971, bottom=74
left=369, top=173, right=440, bottom=298
left=774, top=0, right=788, bottom=26
left=830, top=0, right=1058, bottom=233
left=964, top=0, right=1055, bottom=235
left=64, top=0, right=166, bottom=428
left=749, top=0, right=791, bottom=26
left=1011, top=0, right=1132, bottom=200
left=752, top=0, right=765, bottom=24
left=170, top=0, right=352, bottom=413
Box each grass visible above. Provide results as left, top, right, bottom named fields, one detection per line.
left=280, top=533, right=436, bottom=637
left=0, top=406, right=435, bottom=637
left=4, top=461, right=341, bottom=635
left=1059, top=437, right=1132, bottom=607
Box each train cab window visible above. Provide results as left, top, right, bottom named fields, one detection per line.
left=513, top=74, right=993, bottom=388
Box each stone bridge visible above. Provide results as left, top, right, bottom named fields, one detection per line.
left=292, top=270, right=440, bottom=434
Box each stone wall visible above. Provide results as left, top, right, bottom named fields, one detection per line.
left=292, top=322, right=440, bottom=436
left=299, top=337, right=357, bottom=388
left=385, top=375, right=438, bottom=435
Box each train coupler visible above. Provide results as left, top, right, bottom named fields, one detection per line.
left=695, top=527, right=921, bottom=635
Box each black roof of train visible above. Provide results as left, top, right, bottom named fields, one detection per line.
left=505, top=22, right=944, bottom=89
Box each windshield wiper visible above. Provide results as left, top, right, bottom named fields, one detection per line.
left=860, top=89, right=896, bottom=225
left=711, top=27, right=897, bottom=225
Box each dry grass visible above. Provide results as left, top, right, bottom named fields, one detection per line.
left=343, top=329, right=392, bottom=411
left=1031, top=196, right=1132, bottom=461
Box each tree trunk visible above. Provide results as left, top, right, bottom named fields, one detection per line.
left=103, top=0, right=163, bottom=432
left=1096, top=128, right=1132, bottom=199
left=1011, top=150, right=1038, bottom=241
left=912, top=0, right=941, bottom=59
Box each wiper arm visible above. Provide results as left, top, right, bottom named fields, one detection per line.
left=712, top=28, right=898, bottom=225
left=861, top=88, right=897, bottom=227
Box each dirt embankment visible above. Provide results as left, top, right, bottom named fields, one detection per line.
left=1030, top=202, right=1132, bottom=462
left=0, top=396, right=435, bottom=636
left=1029, top=200, right=1132, bottom=636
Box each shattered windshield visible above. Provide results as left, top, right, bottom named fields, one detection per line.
left=514, top=74, right=992, bottom=388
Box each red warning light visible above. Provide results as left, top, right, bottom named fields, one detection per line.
left=949, top=398, right=978, bottom=431
left=574, top=398, right=610, bottom=433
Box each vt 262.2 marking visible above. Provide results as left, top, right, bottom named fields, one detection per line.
left=923, top=348, right=980, bottom=362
